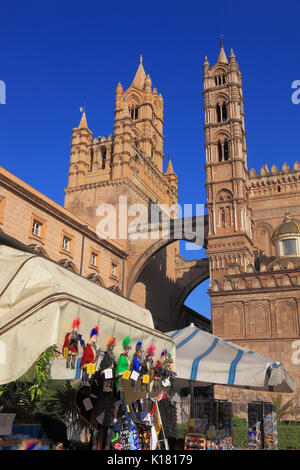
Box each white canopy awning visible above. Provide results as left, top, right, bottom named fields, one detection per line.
left=0, top=245, right=175, bottom=384
left=167, top=324, right=296, bottom=393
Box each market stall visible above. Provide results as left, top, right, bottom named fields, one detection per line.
left=166, top=324, right=295, bottom=450
left=0, top=244, right=176, bottom=450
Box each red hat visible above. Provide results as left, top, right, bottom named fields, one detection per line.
left=72, top=318, right=81, bottom=329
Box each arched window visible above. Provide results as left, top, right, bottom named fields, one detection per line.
left=89, top=148, right=94, bottom=172
left=130, top=107, right=139, bottom=120
left=101, top=147, right=106, bottom=169
left=218, top=141, right=223, bottom=162
left=224, top=140, right=229, bottom=160
left=222, top=103, right=227, bottom=121
left=216, top=104, right=221, bottom=122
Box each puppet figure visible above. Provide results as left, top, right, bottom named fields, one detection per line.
left=140, top=344, right=156, bottom=393
left=153, top=349, right=168, bottom=391
left=80, top=326, right=99, bottom=383
left=99, top=337, right=117, bottom=393
left=162, top=352, right=176, bottom=386
left=115, top=336, right=132, bottom=391
left=130, top=341, right=144, bottom=390
left=63, top=318, right=85, bottom=369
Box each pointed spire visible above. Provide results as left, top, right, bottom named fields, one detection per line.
left=229, top=48, right=236, bottom=60
left=132, top=54, right=147, bottom=89
left=78, top=110, right=88, bottom=129
left=166, top=155, right=175, bottom=175
left=217, top=43, right=228, bottom=64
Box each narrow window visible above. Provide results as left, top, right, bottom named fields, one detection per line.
left=224, top=140, right=229, bottom=160
left=216, top=104, right=221, bottom=122
left=89, top=148, right=94, bottom=172
left=111, top=263, right=118, bottom=277
left=62, top=236, right=70, bottom=252
left=218, top=142, right=223, bottom=162
left=215, top=77, right=218, bottom=86
left=222, top=75, right=226, bottom=84
left=32, top=220, right=42, bottom=237
left=222, top=103, right=227, bottom=121
left=101, top=148, right=106, bottom=169
left=91, top=252, right=98, bottom=267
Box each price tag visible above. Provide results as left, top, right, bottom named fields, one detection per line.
left=63, top=347, right=69, bottom=358
left=104, top=368, right=113, bottom=379
left=130, top=370, right=140, bottom=381
left=87, top=363, right=95, bottom=375
left=122, top=370, right=131, bottom=380
left=142, top=374, right=150, bottom=384
left=162, top=378, right=170, bottom=387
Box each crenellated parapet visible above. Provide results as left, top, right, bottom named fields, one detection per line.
left=248, top=161, right=300, bottom=198
left=209, top=257, right=300, bottom=293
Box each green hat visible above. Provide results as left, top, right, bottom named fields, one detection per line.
left=122, top=336, right=132, bottom=350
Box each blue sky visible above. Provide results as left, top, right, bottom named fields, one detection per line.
left=1, top=1, right=300, bottom=319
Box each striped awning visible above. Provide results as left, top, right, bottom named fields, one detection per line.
left=167, top=324, right=296, bottom=393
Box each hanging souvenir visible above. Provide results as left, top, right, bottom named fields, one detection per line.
left=62, top=317, right=85, bottom=369
left=162, top=352, right=176, bottom=387
left=116, top=336, right=132, bottom=391
left=141, top=344, right=156, bottom=392
left=80, top=326, right=99, bottom=383
left=130, top=341, right=144, bottom=390
left=99, top=337, right=117, bottom=393
left=153, top=349, right=167, bottom=391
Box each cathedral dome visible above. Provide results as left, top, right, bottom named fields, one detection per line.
left=273, top=215, right=300, bottom=237
left=272, top=213, right=300, bottom=258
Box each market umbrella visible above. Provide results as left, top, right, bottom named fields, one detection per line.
left=166, top=323, right=296, bottom=393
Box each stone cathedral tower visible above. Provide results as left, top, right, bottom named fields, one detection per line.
left=204, top=43, right=254, bottom=284
left=64, top=55, right=178, bottom=247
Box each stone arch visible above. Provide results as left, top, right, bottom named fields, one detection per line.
left=276, top=300, right=297, bottom=335
left=28, top=244, right=48, bottom=257
left=87, top=273, right=105, bottom=287
left=225, top=303, right=243, bottom=336
left=126, top=215, right=209, bottom=297
left=216, top=188, right=233, bottom=202
left=212, top=92, right=229, bottom=106
left=248, top=302, right=269, bottom=336
left=253, top=221, right=274, bottom=257
left=58, top=259, right=77, bottom=273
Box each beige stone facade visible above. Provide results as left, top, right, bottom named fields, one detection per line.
left=204, top=44, right=300, bottom=418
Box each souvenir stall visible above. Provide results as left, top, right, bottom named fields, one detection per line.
left=0, top=244, right=176, bottom=451
left=166, top=324, right=295, bottom=451
left=248, top=402, right=278, bottom=450
left=185, top=400, right=233, bottom=450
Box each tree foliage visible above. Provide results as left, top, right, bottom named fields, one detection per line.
left=0, top=346, right=56, bottom=417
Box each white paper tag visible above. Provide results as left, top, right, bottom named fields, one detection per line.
left=130, top=370, right=140, bottom=381
left=162, top=378, right=170, bottom=387
left=104, top=368, right=113, bottom=379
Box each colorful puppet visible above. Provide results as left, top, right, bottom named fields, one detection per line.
left=153, top=349, right=168, bottom=391
left=62, top=318, right=85, bottom=369
left=115, top=336, right=132, bottom=391
left=140, top=344, right=156, bottom=393
left=130, top=341, right=144, bottom=389
left=80, top=326, right=99, bottom=383
left=162, top=351, right=176, bottom=386
left=99, top=336, right=117, bottom=393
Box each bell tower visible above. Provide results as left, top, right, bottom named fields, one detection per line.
left=204, top=43, right=254, bottom=283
